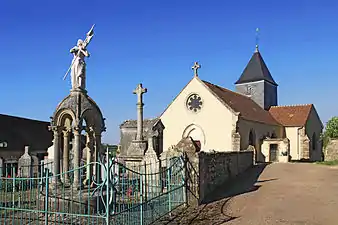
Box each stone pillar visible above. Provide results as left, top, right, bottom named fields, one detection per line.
left=52, top=127, right=61, bottom=184
left=133, top=83, right=147, bottom=141
left=299, top=127, right=310, bottom=160
left=84, top=130, right=94, bottom=185
left=62, top=129, right=71, bottom=184
left=73, top=127, right=81, bottom=187
left=232, top=132, right=241, bottom=151
left=94, top=133, right=102, bottom=184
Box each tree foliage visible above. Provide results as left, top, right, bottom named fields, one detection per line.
left=321, top=116, right=338, bottom=149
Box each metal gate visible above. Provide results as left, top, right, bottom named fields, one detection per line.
left=0, top=155, right=186, bottom=224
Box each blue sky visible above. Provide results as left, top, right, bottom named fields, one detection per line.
left=1, top=0, right=338, bottom=144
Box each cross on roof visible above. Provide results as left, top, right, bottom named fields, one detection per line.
left=133, top=83, right=147, bottom=104
left=192, top=62, right=201, bottom=77
left=255, top=27, right=260, bottom=52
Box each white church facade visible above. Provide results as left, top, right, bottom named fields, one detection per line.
left=120, top=48, right=323, bottom=162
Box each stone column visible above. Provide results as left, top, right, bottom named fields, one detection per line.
left=73, top=127, right=81, bottom=187
left=52, top=127, right=61, bottom=184
left=94, top=133, right=102, bottom=184
left=62, top=129, right=71, bottom=184
left=84, top=130, right=94, bottom=185
left=133, top=83, right=147, bottom=141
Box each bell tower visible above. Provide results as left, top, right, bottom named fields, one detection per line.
left=235, top=45, right=278, bottom=110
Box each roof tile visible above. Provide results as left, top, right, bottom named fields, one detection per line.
left=202, top=80, right=280, bottom=125
left=268, top=104, right=313, bottom=126
left=235, top=51, right=278, bottom=86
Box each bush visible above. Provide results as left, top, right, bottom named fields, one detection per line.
left=321, top=116, right=338, bottom=149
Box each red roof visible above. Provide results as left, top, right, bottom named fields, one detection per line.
left=268, top=104, right=313, bottom=126
left=202, top=80, right=280, bottom=125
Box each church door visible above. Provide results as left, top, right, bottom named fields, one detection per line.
left=269, top=144, right=278, bottom=162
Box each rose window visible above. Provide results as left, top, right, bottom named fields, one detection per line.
left=186, top=94, right=203, bottom=112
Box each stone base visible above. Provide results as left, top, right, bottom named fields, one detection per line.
left=126, top=140, right=147, bottom=157
left=278, top=155, right=289, bottom=163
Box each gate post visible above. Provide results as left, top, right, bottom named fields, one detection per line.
left=183, top=153, right=188, bottom=206
left=105, top=148, right=110, bottom=225
left=140, top=174, right=143, bottom=225
left=167, top=164, right=171, bottom=214
left=44, top=168, right=49, bottom=225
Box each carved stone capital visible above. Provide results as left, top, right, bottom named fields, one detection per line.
left=73, top=126, right=82, bottom=135
left=63, top=127, right=72, bottom=136
left=85, top=126, right=94, bottom=134
left=49, top=125, right=62, bottom=136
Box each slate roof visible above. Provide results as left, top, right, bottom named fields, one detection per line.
left=0, top=114, right=53, bottom=151
left=202, top=80, right=280, bottom=125
left=120, top=118, right=159, bottom=128
left=235, top=50, right=278, bottom=86
left=268, top=104, right=313, bottom=126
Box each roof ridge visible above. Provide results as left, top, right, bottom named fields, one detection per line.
left=123, top=117, right=158, bottom=122
left=0, top=114, right=49, bottom=123
left=202, top=80, right=253, bottom=100
left=270, top=104, right=313, bottom=108
left=202, top=79, right=280, bottom=125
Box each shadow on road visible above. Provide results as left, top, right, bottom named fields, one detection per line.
left=202, top=163, right=274, bottom=204
left=154, top=164, right=277, bottom=224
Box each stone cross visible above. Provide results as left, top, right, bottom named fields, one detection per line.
left=133, top=83, right=147, bottom=106
left=133, top=83, right=147, bottom=141
left=192, top=62, right=201, bottom=77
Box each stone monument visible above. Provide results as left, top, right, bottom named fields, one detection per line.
left=141, top=136, right=160, bottom=198
left=18, top=146, right=32, bottom=178
left=49, top=25, right=106, bottom=189
left=120, top=83, right=148, bottom=168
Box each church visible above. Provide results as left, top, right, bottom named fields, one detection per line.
left=121, top=47, right=323, bottom=163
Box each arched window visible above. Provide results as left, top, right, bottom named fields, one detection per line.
left=312, top=133, right=316, bottom=151
left=249, top=130, right=255, bottom=146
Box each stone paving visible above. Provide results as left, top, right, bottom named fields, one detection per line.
left=159, top=163, right=338, bottom=225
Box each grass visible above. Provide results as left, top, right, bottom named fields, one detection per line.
left=315, top=160, right=338, bottom=166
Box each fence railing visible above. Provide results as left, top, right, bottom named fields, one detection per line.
left=0, top=155, right=188, bottom=225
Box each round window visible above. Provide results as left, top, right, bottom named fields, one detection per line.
left=186, top=94, right=203, bottom=113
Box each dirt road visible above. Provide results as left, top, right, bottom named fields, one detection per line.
left=163, top=163, right=338, bottom=225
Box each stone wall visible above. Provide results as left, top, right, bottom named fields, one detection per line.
left=325, top=139, right=338, bottom=161
left=299, top=127, right=310, bottom=160
left=198, top=150, right=253, bottom=203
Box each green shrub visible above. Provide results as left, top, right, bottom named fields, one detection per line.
left=321, top=116, right=338, bottom=149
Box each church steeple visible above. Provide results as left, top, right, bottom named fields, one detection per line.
left=234, top=50, right=277, bottom=86
left=235, top=34, right=278, bottom=110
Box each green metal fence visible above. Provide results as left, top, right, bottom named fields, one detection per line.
left=0, top=155, right=186, bottom=225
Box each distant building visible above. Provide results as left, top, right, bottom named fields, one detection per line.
left=0, top=114, right=53, bottom=175
left=119, top=118, right=164, bottom=157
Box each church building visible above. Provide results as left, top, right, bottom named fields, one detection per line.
left=159, top=47, right=323, bottom=162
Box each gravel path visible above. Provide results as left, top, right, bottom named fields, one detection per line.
left=161, top=163, right=338, bottom=225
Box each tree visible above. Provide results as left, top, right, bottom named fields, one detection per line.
left=321, top=116, right=338, bottom=149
